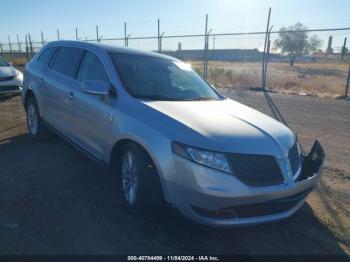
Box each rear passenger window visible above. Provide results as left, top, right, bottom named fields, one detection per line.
left=51, top=47, right=84, bottom=78
left=37, top=47, right=57, bottom=65
left=76, top=52, right=109, bottom=83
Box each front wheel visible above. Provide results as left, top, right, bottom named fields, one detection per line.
left=26, top=97, right=53, bottom=141
left=117, top=143, right=164, bottom=217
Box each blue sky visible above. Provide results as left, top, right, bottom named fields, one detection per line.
left=1, top=0, right=350, bottom=51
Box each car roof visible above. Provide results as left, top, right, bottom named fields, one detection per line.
left=44, top=40, right=179, bottom=61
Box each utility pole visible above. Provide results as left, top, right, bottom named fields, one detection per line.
left=261, top=7, right=271, bottom=89
left=57, top=29, right=60, bottom=40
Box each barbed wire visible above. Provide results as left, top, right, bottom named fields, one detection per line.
left=1, top=26, right=349, bottom=47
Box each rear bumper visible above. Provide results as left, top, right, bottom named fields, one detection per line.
left=170, top=140, right=325, bottom=227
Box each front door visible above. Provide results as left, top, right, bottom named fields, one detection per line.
left=66, top=51, right=116, bottom=160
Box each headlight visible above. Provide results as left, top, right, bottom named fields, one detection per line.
left=15, top=71, right=23, bottom=82
left=172, top=142, right=232, bottom=174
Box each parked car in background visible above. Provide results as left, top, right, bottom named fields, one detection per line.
left=22, top=41, right=325, bottom=227
left=0, top=56, right=23, bottom=95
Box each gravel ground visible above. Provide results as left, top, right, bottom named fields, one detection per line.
left=0, top=90, right=349, bottom=255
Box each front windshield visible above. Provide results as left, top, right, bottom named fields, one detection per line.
left=0, top=56, right=9, bottom=67
left=109, top=53, right=221, bottom=101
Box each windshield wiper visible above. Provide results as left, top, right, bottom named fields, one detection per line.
left=136, top=94, right=181, bottom=101
left=136, top=94, right=219, bottom=101
left=182, top=96, right=218, bottom=101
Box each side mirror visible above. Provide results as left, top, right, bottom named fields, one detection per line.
left=81, top=80, right=111, bottom=96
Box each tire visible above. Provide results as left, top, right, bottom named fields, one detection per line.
left=116, top=142, right=164, bottom=217
left=26, top=97, right=53, bottom=141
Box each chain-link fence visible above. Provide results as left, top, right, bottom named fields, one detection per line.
left=1, top=12, right=349, bottom=98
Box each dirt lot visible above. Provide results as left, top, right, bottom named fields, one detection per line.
left=0, top=90, right=349, bottom=255
left=191, top=61, right=349, bottom=98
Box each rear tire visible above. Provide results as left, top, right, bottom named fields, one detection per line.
left=115, top=142, right=164, bottom=218
left=26, top=97, right=53, bottom=141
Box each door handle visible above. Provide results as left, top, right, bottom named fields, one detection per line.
left=65, top=91, right=75, bottom=101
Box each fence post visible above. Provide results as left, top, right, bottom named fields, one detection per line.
left=341, top=37, right=347, bottom=62
left=96, top=25, right=100, bottom=42
left=203, top=14, right=208, bottom=79
left=8, top=36, right=12, bottom=59
left=41, top=31, right=45, bottom=47
left=345, top=64, right=350, bottom=97
left=124, top=22, right=127, bottom=47
left=75, top=27, right=79, bottom=40
left=262, top=7, right=271, bottom=89
left=17, top=34, right=21, bottom=52
left=28, top=33, right=33, bottom=59
left=157, top=18, right=160, bottom=52
left=25, top=35, right=29, bottom=61
left=57, top=29, right=60, bottom=40
left=0, top=43, right=3, bottom=54
left=263, top=25, right=273, bottom=89
left=159, top=32, right=165, bottom=53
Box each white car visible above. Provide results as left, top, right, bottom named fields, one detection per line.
left=0, top=56, right=23, bottom=95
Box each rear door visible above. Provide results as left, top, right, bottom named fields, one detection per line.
left=42, top=46, right=84, bottom=134
left=67, top=51, right=115, bottom=159
left=32, top=46, right=58, bottom=119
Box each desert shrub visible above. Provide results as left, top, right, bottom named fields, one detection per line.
left=209, top=67, right=225, bottom=85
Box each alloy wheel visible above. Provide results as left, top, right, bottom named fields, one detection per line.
left=121, top=150, right=139, bottom=206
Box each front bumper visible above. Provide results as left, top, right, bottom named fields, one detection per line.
left=169, top=140, right=325, bottom=227
left=0, top=78, right=23, bottom=95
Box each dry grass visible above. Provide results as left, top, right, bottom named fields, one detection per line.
left=1, top=54, right=28, bottom=66
left=191, top=61, right=349, bottom=98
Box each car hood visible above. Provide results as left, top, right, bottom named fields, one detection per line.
left=0, top=66, right=17, bottom=77
left=143, top=98, right=295, bottom=159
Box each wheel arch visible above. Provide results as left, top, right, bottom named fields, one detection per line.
left=109, top=138, right=157, bottom=171
left=109, top=137, right=169, bottom=202
left=24, top=89, right=35, bottom=108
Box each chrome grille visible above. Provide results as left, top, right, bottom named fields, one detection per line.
left=227, top=153, right=284, bottom=187
left=288, top=142, right=301, bottom=175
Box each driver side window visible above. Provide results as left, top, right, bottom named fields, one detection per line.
left=76, top=51, right=110, bottom=83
